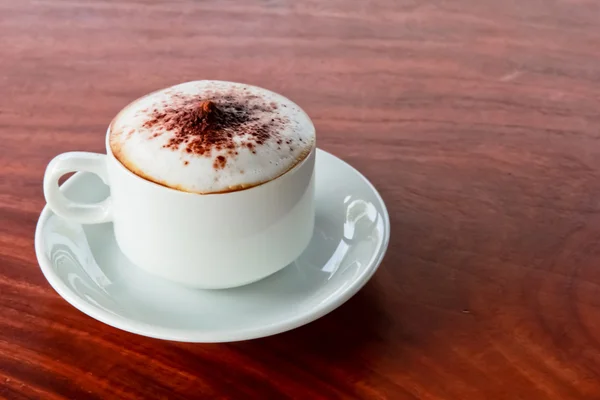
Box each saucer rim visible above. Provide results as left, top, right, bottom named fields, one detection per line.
left=34, top=148, right=391, bottom=343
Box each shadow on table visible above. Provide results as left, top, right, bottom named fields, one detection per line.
left=234, top=279, right=390, bottom=367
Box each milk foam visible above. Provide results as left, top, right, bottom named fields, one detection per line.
left=109, top=81, right=315, bottom=194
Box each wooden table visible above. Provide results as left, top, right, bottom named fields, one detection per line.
left=2, top=0, right=600, bottom=398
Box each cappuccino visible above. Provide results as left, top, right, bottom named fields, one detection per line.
left=109, top=81, right=315, bottom=194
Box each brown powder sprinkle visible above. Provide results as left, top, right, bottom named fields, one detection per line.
left=213, top=155, right=227, bottom=169
left=141, top=91, right=289, bottom=168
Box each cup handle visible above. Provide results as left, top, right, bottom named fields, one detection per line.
left=43, top=151, right=113, bottom=224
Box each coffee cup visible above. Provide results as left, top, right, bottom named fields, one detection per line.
left=43, top=81, right=316, bottom=289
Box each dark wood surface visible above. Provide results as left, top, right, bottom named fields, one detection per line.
left=2, top=0, right=600, bottom=398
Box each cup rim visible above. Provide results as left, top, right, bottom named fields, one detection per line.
left=103, top=127, right=315, bottom=197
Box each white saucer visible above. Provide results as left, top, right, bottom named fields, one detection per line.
left=34, top=149, right=390, bottom=342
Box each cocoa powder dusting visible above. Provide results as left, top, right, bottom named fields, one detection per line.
left=213, top=155, right=227, bottom=169
left=142, top=92, right=286, bottom=169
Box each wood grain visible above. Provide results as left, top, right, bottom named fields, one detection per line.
left=2, top=0, right=600, bottom=398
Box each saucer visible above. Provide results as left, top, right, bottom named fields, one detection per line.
left=34, top=149, right=390, bottom=342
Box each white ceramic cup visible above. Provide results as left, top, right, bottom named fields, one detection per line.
left=43, top=130, right=316, bottom=289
